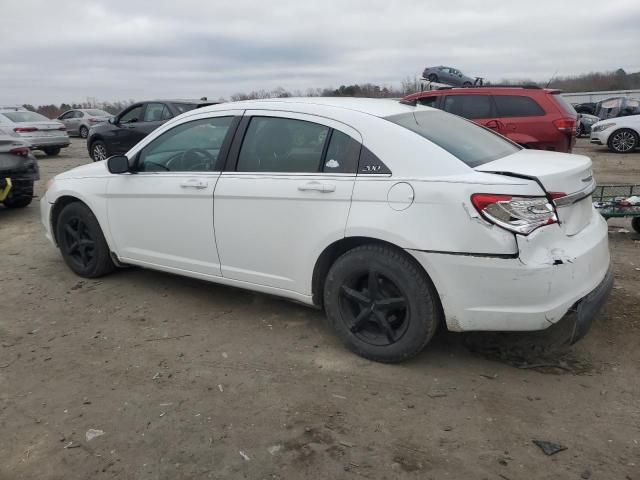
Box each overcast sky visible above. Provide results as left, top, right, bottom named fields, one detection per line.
left=2, top=0, right=639, bottom=105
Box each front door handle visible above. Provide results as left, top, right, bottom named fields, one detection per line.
left=298, top=181, right=336, bottom=193
left=180, top=179, right=208, bottom=189
left=485, top=120, right=502, bottom=130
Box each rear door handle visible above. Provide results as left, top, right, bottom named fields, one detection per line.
left=180, top=179, right=208, bottom=189
left=298, top=181, right=336, bottom=193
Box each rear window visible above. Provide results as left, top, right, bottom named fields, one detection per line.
left=172, top=103, right=199, bottom=114
left=494, top=95, right=545, bottom=117
left=552, top=94, right=578, bottom=116
left=385, top=110, right=520, bottom=168
left=86, top=109, right=110, bottom=116
left=1, top=111, right=50, bottom=123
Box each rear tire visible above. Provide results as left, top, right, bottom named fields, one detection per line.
left=323, top=244, right=440, bottom=363
left=428, top=74, right=438, bottom=83
left=44, top=147, right=61, bottom=157
left=55, top=202, right=115, bottom=278
left=463, top=81, right=472, bottom=87
left=79, top=126, right=89, bottom=139
left=608, top=128, right=638, bottom=153
left=90, top=140, right=109, bottom=162
left=632, top=217, right=640, bottom=234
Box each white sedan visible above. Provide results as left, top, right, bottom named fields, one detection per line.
left=41, top=98, right=612, bottom=362
left=590, top=114, right=640, bottom=153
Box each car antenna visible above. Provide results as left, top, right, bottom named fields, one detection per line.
left=545, top=70, right=558, bottom=88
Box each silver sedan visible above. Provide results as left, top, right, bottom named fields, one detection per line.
left=57, top=109, right=112, bottom=139
left=0, top=108, right=69, bottom=156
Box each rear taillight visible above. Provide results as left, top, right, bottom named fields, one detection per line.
left=471, top=194, right=558, bottom=235
left=9, top=146, right=30, bottom=156
left=88, top=118, right=100, bottom=123
left=14, top=127, right=38, bottom=133
left=58, top=126, right=66, bottom=131
left=553, top=117, right=576, bottom=134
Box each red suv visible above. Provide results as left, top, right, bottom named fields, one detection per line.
left=402, top=86, right=578, bottom=153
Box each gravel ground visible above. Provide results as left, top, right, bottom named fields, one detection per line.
left=1, top=137, right=638, bottom=479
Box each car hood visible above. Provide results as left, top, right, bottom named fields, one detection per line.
left=56, top=160, right=109, bottom=180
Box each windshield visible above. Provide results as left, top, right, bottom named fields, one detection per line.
left=86, top=109, right=110, bottom=116
left=1, top=111, right=50, bottom=123
left=385, top=110, right=520, bottom=167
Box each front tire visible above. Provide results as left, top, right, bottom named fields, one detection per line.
left=427, top=73, right=439, bottom=83
left=632, top=217, right=640, bottom=234
left=55, top=202, right=115, bottom=278
left=608, top=128, right=638, bottom=153
left=79, top=126, right=89, bottom=139
left=44, top=147, right=61, bottom=156
left=90, top=140, right=109, bottom=162
left=323, top=244, right=440, bottom=363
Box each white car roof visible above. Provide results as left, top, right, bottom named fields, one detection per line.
left=198, top=97, right=426, bottom=119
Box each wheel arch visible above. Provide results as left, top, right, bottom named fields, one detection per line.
left=50, top=195, right=114, bottom=252
left=311, top=236, right=441, bottom=310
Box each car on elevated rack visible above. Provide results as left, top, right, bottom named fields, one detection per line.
left=422, top=66, right=476, bottom=86
left=0, top=107, right=69, bottom=156
left=87, top=99, right=215, bottom=161
left=42, top=98, right=611, bottom=363
left=402, top=86, right=578, bottom=153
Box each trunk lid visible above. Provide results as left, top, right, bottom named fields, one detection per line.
left=476, top=149, right=595, bottom=236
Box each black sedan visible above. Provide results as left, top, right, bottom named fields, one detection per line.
left=87, top=100, right=214, bottom=161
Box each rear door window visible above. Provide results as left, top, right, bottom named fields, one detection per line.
left=237, top=117, right=329, bottom=173
left=443, top=95, right=492, bottom=119
left=494, top=95, right=545, bottom=117
left=143, top=103, right=168, bottom=122
left=385, top=110, right=520, bottom=167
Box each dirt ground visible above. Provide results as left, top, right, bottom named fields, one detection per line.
left=1, top=138, right=638, bottom=480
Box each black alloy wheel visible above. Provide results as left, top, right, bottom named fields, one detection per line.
left=55, top=202, right=115, bottom=277
left=61, top=215, right=96, bottom=271
left=340, top=269, right=410, bottom=346
left=324, top=244, right=440, bottom=363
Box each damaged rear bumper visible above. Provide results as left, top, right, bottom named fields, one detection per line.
left=408, top=210, right=611, bottom=335
left=565, top=267, right=613, bottom=344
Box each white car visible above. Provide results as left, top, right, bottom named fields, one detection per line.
left=41, top=98, right=612, bottom=362
left=590, top=114, right=640, bottom=153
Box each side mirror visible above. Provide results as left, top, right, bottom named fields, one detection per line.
left=109, top=117, right=117, bottom=124
left=107, top=155, right=130, bottom=174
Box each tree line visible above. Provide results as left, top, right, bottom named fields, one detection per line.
left=21, top=69, right=639, bottom=119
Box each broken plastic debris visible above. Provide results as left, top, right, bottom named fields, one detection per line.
left=217, top=384, right=224, bottom=392
left=86, top=429, right=105, bottom=441
left=239, top=450, right=250, bottom=461
left=222, top=352, right=228, bottom=359
left=532, top=440, right=567, bottom=456
left=63, top=441, right=80, bottom=449
left=152, top=372, right=161, bottom=380
left=267, top=445, right=282, bottom=456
